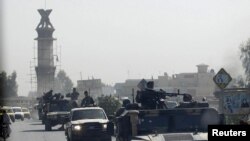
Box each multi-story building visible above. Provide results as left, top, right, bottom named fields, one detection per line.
left=115, top=64, right=216, bottom=100
left=77, top=78, right=115, bottom=99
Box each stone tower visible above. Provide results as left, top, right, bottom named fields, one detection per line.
left=35, top=9, right=56, bottom=96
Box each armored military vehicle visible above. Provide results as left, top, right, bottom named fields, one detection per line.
left=109, top=79, right=222, bottom=141
left=36, top=91, right=72, bottom=131
left=44, top=99, right=71, bottom=131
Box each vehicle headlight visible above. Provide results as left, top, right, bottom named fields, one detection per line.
left=73, top=125, right=81, bottom=131
left=102, top=123, right=107, bottom=129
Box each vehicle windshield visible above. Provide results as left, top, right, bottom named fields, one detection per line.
left=3, top=108, right=14, bottom=113
left=22, top=109, right=28, bottom=112
left=72, top=109, right=107, bottom=121
left=13, top=108, right=22, bottom=112
left=49, top=101, right=70, bottom=112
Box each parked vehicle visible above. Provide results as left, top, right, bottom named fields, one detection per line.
left=12, top=107, right=24, bottom=121
left=22, top=107, right=31, bottom=119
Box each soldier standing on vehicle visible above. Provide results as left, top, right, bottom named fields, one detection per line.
left=71, top=88, right=79, bottom=101
left=81, top=91, right=94, bottom=107
left=115, top=99, right=131, bottom=117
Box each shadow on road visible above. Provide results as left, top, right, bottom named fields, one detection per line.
left=29, top=123, right=43, bottom=125
left=0, top=138, right=10, bottom=141
left=22, top=129, right=63, bottom=132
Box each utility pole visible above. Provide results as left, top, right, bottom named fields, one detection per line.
left=80, top=72, right=83, bottom=80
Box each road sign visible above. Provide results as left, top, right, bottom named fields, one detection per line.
left=213, top=68, right=232, bottom=89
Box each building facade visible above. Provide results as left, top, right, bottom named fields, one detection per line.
left=115, top=64, right=216, bottom=100
left=77, top=78, right=115, bottom=99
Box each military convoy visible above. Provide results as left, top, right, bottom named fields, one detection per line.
left=107, top=79, right=223, bottom=141
left=34, top=79, right=223, bottom=140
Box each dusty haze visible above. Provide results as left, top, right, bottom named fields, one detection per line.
left=1, top=0, right=249, bottom=96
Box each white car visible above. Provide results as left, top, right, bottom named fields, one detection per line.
left=22, top=107, right=31, bottom=119
left=65, top=107, right=111, bottom=141
left=12, top=107, right=24, bottom=121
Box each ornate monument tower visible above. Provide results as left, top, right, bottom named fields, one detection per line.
left=35, top=9, right=56, bottom=96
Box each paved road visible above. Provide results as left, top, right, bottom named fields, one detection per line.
left=2, top=119, right=66, bottom=141
left=1, top=119, right=115, bottom=141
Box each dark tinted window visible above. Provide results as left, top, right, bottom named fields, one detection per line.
left=13, top=108, right=21, bottom=112
left=72, top=109, right=106, bottom=121
left=49, top=101, right=70, bottom=112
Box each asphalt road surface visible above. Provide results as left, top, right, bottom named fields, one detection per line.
left=1, top=119, right=115, bottom=141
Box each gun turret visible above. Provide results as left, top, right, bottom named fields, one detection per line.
left=135, top=79, right=208, bottom=109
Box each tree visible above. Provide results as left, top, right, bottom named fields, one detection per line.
left=97, top=95, right=121, bottom=116
left=54, top=70, right=73, bottom=94
left=0, top=71, right=7, bottom=100
left=0, top=71, right=18, bottom=98
left=7, top=71, right=18, bottom=97
left=236, top=75, right=245, bottom=87
left=240, top=38, right=250, bottom=86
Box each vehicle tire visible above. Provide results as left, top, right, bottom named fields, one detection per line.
left=66, top=135, right=70, bottom=141
left=69, top=136, right=74, bottom=141
left=115, top=137, right=120, bottom=141
left=103, top=136, right=112, bottom=141
left=70, top=135, right=78, bottom=141
left=116, top=137, right=128, bottom=141
left=45, top=121, right=52, bottom=131
left=21, top=117, right=24, bottom=121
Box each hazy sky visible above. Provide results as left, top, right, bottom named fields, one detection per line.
left=2, top=0, right=250, bottom=96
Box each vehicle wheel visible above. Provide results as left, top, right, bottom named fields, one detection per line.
left=70, top=135, right=79, bottom=141
left=103, top=136, right=112, bottom=141
left=116, top=137, right=128, bottom=141
left=45, top=121, right=52, bottom=131
left=21, top=117, right=24, bottom=121
left=66, top=135, right=70, bottom=141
